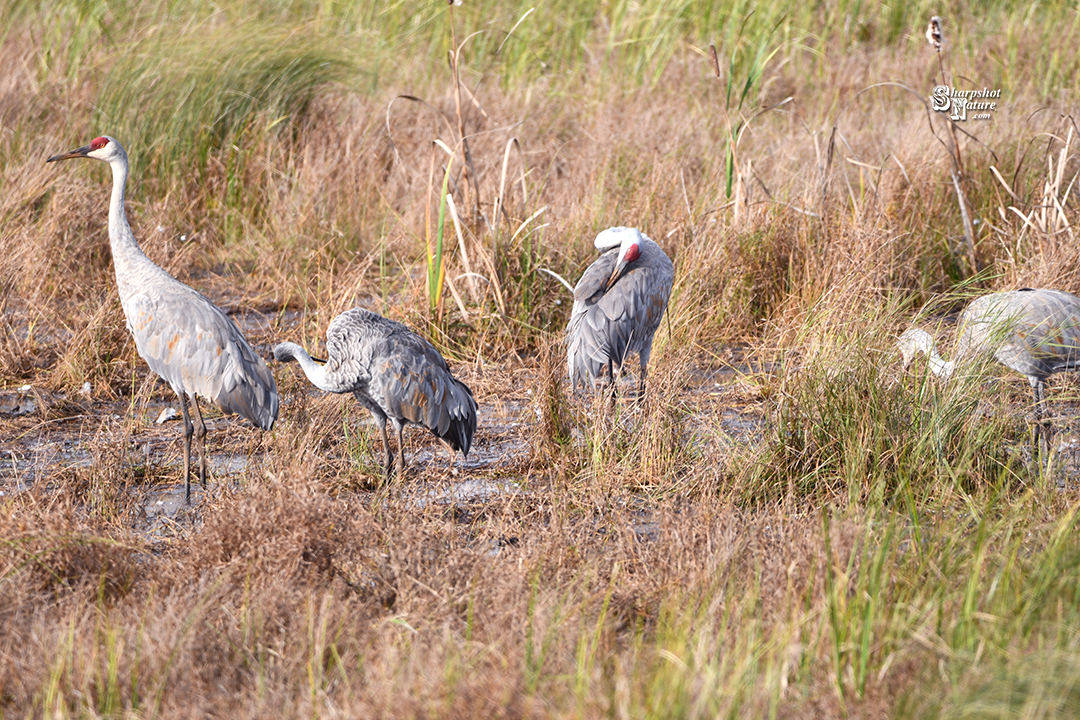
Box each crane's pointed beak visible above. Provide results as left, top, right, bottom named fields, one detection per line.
left=602, top=243, right=639, bottom=292
left=46, top=145, right=92, bottom=163
left=603, top=262, right=625, bottom=292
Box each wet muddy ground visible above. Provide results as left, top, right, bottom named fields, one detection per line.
left=0, top=340, right=768, bottom=541
left=7, top=309, right=1080, bottom=545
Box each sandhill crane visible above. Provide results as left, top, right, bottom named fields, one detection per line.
left=273, top=308, right=478, bottom=478
left=566, top=227, right=674, bottom=399
left=899, top=288, right=1080, bottom=442
left=47, top=136, right=279, bottom=503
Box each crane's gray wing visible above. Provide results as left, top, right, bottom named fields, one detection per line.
left=317, top=312, right=377, bottom=394
left=958, top=289, right=1080, bottom=380
left=368, top=326, right=478, bottom=455
left=325, top=308, right=477, bottom=455
left=319, top=307, right=431, bottom=394
left=593, top=256, right=673, bottom=359
left=567, top=249, right=618, bottom=386
left=571, top=248, right=619, bottom=305
left=566, top=244, right=674, bottom=386
left=123, top=288, right=279, bottom=430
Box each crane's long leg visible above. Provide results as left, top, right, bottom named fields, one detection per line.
left=607, top=359, right=618, bottom=407
left=1032, top=380, right=1049, bottom=459
left=189, top=395, right=209, bottom=494
left=177, top=392, right=194, bottom=504
left=373, top=412, right=392, bottom=478
left=637, top=359, right=648, bottom=405
left=394, top=420, right=407, bottom=479
left=637, top=344, right=654, bottom=405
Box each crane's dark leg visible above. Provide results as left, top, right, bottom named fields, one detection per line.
left=189, top=395, right=209, bottom=494
left=637, top=360, right=648, bottom=405
left=637, top=347, right=653, bottom=405
left=607, top=359, right=618, bottom=406
left=394, top=421, right=407, bottom=479
left=1032, top=380, right=1049, bottom=459
left=374, top=412, right=392, bottom=478
left=177, top=392, right=194, bottom=504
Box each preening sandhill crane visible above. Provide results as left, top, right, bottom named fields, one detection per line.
left=899, top=288, right=1080, bottom=439
left=273, top=308, right=478, bottom=478
left=47, top=136, right=279, bottom=503
left=566, top=227, right=674, bottom=398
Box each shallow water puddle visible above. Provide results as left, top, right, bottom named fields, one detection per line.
left=407, top=478, right=523, bottom=509
left=0, top=387, right=36, bottom=417
left=142, top=485, right=193, bottom=532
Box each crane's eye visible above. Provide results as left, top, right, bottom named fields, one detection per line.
left=90, top=137, right=109, bottom=151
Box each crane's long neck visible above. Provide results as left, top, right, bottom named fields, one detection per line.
left=275, top=342, right=335, bottom=392
left=105, top=154, right=154, bottom=294
left=903, top=328, right=955, bottom=379
left=926, top=348, right=955, bottom=379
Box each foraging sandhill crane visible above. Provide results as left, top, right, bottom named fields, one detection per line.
left=273, top=308, right=478, bottom=478
left=47, top=136, right=279, bottom=503
left=566, top=226, right=674, bottom=398
left=899, top=288, right=1080, bottom=439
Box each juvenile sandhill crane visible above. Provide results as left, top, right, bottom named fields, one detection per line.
left=899, top=287, right=1080, bottom=441
left=273, top=308, right=478, bottom=478
left=566, top=226, right=674, bottom=399
left=47, top=136, right=279, bottom=503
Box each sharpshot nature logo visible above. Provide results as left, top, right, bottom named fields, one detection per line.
left=930, top=86, right=1001, bottom=121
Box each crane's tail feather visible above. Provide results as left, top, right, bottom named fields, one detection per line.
left=213, top=353, right=280, bottom=430
left=566, top=313, right=610, bottom=389
left=429, top=377, right=478, bottom=457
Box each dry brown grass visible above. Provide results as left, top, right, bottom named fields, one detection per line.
left=5, top=0, right=1080, bottom=716
left=0, top=461, right=886, bottom=717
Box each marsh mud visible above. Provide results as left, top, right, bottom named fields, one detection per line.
left=0, top=343, right=767, bottom=539
left=9, top=340, right=1080, bottom=541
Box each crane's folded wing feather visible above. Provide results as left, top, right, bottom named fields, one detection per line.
left=370, top=328, right=477, bottom=454
left=123, top=289, right=278, bottom=429
left=958, top=289, right=1080, bottom=381
left=325, top=308, right=477, bottom=455
left=566, top=243, right=674, bottom=387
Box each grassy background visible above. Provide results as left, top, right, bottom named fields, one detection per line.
left=4, top=0, right=1080, bottom=716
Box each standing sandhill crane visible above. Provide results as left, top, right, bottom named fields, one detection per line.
left=273, top=308, right=478, bottom=478
left=899, top=288, right=1080, bottom=441
left=47, top=136, right=279, bottom=503
left=566, top=227, right=675, bottom=398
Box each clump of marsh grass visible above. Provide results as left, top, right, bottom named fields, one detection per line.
left=633, top=351, right=699, bottom=490
left=386, top=3, right=546, bottom=350
left=738, top=296, right=1024, bottom=506
left=95, top=24, right=352, bottom=239
left=47, top=291, right=132, bottom=394
left=532, top=335, right=574, bottom=465
left=0, top=491, right=142, bottom=601
left=990, top=118, right=1080, bottom=289
left=707, top=17, right=785, bottom=227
